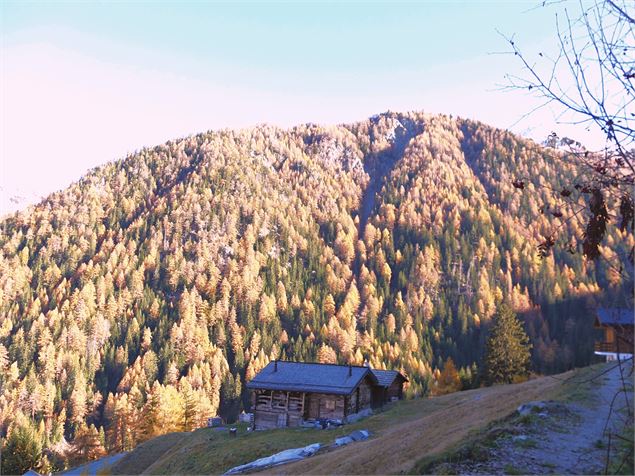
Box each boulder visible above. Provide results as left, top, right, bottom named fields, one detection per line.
left=335, top=436, right=354, bottom=446
left=517, top=401, right=547, bottom=416
left=349, top=430, right=370, bottom=441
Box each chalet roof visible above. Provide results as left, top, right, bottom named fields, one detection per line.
left=370, top=369, right=408, bottom=387
left=596, top=308, right=634, bottom=326
left=246, top=361, right=377, bottom=395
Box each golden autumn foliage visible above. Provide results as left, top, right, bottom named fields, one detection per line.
left=0, top=112, right=631, bottom=469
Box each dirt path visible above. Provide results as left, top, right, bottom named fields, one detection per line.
left=532, top=360, right=633, bottom=474
left=443, top=360, right=634, bottom=475
left=260, top=373, right=566, bottom=475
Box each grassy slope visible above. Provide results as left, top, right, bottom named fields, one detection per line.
left=111, top=366, right=597, bottom=475
left=109, top=433, right=188, bottom=475
left=263, top=372, right=571, bottom=475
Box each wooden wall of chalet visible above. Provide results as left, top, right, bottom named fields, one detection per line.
left=370, top=387, right=385, bottom=408
left=306, top=393, right=347, bottom=420
left=345, top=376, right=373, bottom=415
left=387, top=377, right=405, bottom=400
left=252, top=389, right=305, bottom=430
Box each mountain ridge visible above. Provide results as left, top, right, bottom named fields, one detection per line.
left=0, top=111, right=631, bottom=471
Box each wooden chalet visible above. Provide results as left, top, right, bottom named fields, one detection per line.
left=246, top=361, right=407, bottom=430
left=594, top=308, right=634, bottom=361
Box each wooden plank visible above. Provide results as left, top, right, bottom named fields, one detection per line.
left=272, top=390, right=288, bottom=409
left=308, top=394, right=319, bottom=419
left=277, top=413, right=287, bottom=428
left=288, top=414, right=303, bottom=427
left=301, top=392, right=305, bottom=415
left=256, top=390, right=274, bottom=408
left=254, top=410, right=279, bottom=430
left=318, top=394, right=346, bottom=420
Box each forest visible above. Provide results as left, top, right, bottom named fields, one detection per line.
left=0, top=111, right=632, bottom=471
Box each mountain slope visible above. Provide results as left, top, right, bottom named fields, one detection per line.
left=0, top=112, right=631, bottom=470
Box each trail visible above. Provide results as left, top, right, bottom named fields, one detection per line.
left=445, top=360, right=635, bottom=475
left=527, top=360, right=633, bottom=474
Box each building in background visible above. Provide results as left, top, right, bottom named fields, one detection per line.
left=247, top=361, right=407, bottom=430
left=594, top=308, right=634, bottom=361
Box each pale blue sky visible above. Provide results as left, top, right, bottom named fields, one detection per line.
left=0, top=1, right=600, bottom=214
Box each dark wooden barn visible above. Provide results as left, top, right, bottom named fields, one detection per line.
left=246, top=361, right=407, bottom=430
left=370, top=369, right=408, bottom=406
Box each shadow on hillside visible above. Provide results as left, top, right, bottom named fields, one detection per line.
left=357, top=118, right=423, bottom=235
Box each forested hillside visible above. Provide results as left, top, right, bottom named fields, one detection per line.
left=0, top=112, right=632, bottom=471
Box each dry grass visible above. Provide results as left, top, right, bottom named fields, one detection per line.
left=110, top=432, right=188, bottom=475
left=261, top=371, right=572, bottom=475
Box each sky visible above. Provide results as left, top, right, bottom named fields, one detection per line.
left=0, top=1, right=607, bottom=215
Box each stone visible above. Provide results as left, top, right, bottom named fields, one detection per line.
left=517, top=401, right=547, bottom=416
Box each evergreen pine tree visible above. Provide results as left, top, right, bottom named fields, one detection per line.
left=141, top=382, right=162, bottom=440
left=484, top=304, right=532, bottom=384
left=182, top=380, right=199, bottom=431
left=2, top=423, right=42, bottom=475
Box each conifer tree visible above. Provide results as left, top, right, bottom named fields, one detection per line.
left=141, top=381, right=162, bottom=440
left=484, top=304, right=532, bottom=384
left=2, top=422, right=42, bottom=475
left=182, top=380, right=199, bottom=431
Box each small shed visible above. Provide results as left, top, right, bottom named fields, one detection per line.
left=594, top=308, right=634, bottom=360
left=370, top=369, right=408, bottom=406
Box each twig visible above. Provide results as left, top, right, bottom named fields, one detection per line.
left=605, top=432, right=612, bottom=475
left=616, top=351, right=632, bottom=416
